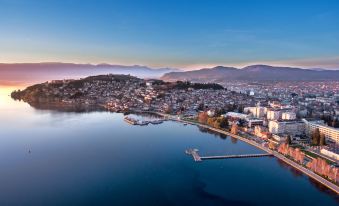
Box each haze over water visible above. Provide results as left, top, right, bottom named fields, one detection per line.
left=0, top=84, right=337, bottom=206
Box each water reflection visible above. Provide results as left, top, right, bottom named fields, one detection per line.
left=198, top=127, right=228, bottom=140
left=0, top=84, right=338, bottom=205
left=28, top=101, right=104, bottom=113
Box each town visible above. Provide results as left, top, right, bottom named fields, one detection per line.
left=11, top=74, right=339, bottom=190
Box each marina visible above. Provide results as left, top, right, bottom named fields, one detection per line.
left=124, top=115, right=164, bottom=126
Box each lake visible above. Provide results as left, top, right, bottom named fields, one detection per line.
left=0, top=85, right=338, bottom=206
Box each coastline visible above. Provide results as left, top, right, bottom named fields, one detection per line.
left=140, top=111, right=339, bottom=195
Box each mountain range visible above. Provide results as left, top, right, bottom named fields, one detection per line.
left=0, top=63, right=178, bottom=85
left=2, top=63, right=339, bottom=86
left=161, top=65, right=339, bottom=82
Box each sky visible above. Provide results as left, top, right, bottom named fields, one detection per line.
left=0, top=0, right=339, bottom=70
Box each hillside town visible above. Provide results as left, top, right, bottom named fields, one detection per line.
left=11, top=74, right=339, bottom=185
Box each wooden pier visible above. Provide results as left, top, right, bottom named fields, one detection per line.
left=185, top=148, right=273, bottom=162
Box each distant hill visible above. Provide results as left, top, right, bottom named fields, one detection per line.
left=0, top=62, right=178, bottom=85
left=161, top=65, right=339, bottom=82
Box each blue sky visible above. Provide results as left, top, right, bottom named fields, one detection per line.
left=0, top=0, right=339, bottom=69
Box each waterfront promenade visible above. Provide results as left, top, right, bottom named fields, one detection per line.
left=152, top=112, right=339, bottom=194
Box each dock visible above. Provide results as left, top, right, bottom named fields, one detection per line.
left=185, top=149, right=202, bottom=161
left=185, top=148, right=273, bottom=162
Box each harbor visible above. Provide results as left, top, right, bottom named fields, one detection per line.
left=124, top=115, right=164, bottom=126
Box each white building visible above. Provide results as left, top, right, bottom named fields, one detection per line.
left=224, top=112, right=248, bottom=120
left=207, top=109, right=215, bottom=117
left=267, top=110, right=280, bottom=120
left=268, top=120, right=305, bottom=135
left=244, top=106, right=267, bottom=118
left=281, top=112, right=296, bottom=120
left=303, top=119, right=339, bottom=143
left=320, top=149, right=339, bottom=161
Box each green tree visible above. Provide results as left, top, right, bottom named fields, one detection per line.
left=312, top=128, right=320, bottom=145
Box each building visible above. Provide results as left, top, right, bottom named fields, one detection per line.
left=267, top=110, right=280, bottom=120
left=207, top=109, right=215, bottom=117
left=269, top=101, right=281, bottom=109
left=244, top=106, right=267, bottom=118
left=320, top=149, right=339, bottom=161
left=281, top=112, right=296, bottom=120
left=224, top=112, right=248, bottom=120
left=247, top=119, right=264, bottom=127
left=303, top=119, right=339, bottom=143
left=268, top=120, right=305, bottom=135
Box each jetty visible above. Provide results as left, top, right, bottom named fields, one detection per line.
left=185, top=148, right=273, bottom=162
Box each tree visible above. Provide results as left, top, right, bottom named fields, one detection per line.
left=238, top=105, right=244, bottom=113
left=198, top=112, right=208, bottom=124
left=312, top=128, right=320, bottom=145
left=197, top=103, right=205, bottom=111
left=213, top=121, right=221, bottom=129
left=219, top=117, right=229, bottom=128
left=268, top=141, right=276, bottom=150
left=207, top=117, right=215, bottom=126
left=238, top=119, right=246, bottom=127
left=332, top=119, right=339, bottom=128
left=319, top=133, right=326, bottom=146
left=286, top=135, right=292, bottom=145
left=165, top=106, right=172, bottom=114
left=214, top=108, right=226, bottom=117
left=231, top=124, right=239, bottom=135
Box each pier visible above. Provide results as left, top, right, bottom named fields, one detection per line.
left=185, top=148, right=273, bottom=162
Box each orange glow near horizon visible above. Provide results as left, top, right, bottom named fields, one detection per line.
left=0, top=86, right=20, bottom=108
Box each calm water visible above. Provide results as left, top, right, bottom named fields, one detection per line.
left=0, top=85, right=338, bottom=206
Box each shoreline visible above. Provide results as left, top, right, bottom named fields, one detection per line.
left=141, top=111, right=339, bottom=195
left=8, top=101, right=339, bottom=194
